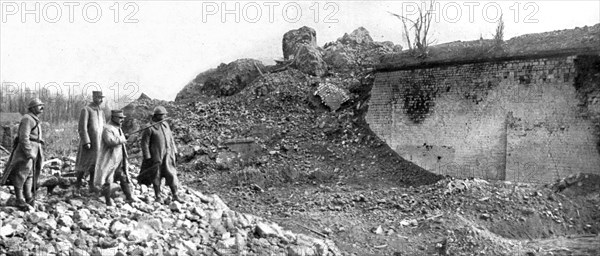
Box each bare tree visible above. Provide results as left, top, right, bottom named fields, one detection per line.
left=389, top=0, right=436, bottom=56
left=494, top=14, right=505, bottom=45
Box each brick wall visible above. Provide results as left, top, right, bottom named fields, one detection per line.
left=366, top=53, right=600, bottom=183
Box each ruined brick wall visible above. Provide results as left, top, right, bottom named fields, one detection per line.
left=366, top=53, right=600, bottom=183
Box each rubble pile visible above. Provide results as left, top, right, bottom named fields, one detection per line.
left=176, top=59, right=266, bottom=103
left=223, top=175, right=600, bottom=255
left=163, top=84, right=438, bottom=188
left=0, top=180, right=341, bottom=256
left=323, top=26, right=402, bottom=74
left=119, top=27, right=432, bottom=190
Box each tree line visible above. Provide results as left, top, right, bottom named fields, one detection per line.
left=0, top=88, right=116, bottom=124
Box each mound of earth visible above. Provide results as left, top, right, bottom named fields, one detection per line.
left=176, top=59, right=265, bottom=103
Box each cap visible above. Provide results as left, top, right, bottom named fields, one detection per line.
left=92, top=91, right=105, bottom=98
left=111, top=110, right=126, bottom=118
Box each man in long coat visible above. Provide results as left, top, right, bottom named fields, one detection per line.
left=93, top=110, right=135, bottom=206
left=138, top=106, right=181, bottom=203
left=0, top=98, right=45, bottom=211
left=75, top=91, right=105, bottom=194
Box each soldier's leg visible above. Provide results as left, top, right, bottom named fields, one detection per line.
left=115, top=167, right=135, bottom=203
left=23, top=176, right=34, bottom=206
left=73, top=170, right=83, bottom=196
left=75, top=170, right=84, bottom=188
left=88, top=166, right=97, bottom=193
left=11, top=161, right=31, bottom=210
left=74, top=167, right=86, bottom=197
left=12, top=174, right=26, bottom=208
left=101, top=182, right=113, bottom=206
left=119, top=179, right=135, bottom=203
left=152, top=164, right=163, bottom=202
left=153, top=179, right=162, bottom=203
left=164, top=169, right=181, bottom=202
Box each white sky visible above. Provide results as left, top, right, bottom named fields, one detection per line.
left=1, top=1, right=599, bottom=103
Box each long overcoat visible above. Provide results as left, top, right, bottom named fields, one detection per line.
left=93, top=122, right=129, bottom=187
left=137, top=121, right=178, bottom=185
left=75, top=103, right=105, bottom=175
left=0, top=113, right=44, bottom=193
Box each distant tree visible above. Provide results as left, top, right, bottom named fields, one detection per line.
left=389, top=0, right=436, bottom=57
left=492, top=14, right=505, bottom=54
left=494, top=14, right=505, bottom=45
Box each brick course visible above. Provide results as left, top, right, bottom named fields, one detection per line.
left=367, top=53, right=600, bottom=183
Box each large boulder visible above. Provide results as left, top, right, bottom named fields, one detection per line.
left=176, top=59, right=265, bottom=102
left=282, top=26, right=317, bottom=60
left=292, top=44, right=326, bottom=77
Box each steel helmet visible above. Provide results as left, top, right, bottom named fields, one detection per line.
left=28, top=98, right=45, bottom=108
left=153, top=106, right=168, bottom=115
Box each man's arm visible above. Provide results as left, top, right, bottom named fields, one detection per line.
left=166, top=123, right=178, bottom=155
left=102, top=127, right=126, bottom=147
left=140, top=128, right=152, bottom=160
left=78, top=108, right=91, bottom=148
left=18, top=115, right=34, bottom=158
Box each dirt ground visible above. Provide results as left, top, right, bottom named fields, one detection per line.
left=188, top=152, right=600, bottom=256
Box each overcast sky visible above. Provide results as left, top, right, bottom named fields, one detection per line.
left=1, top=1, right=599, bottom=103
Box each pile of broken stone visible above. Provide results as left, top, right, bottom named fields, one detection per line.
left=0, top=177, right=341, bottom=256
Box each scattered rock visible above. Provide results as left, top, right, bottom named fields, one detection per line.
left=28, top=211, right=49, bottom=224
left=373, top=225, right=384, bottom=235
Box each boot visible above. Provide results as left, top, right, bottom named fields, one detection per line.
left=14, top=186, right=30, bottom=211
left=169, top=184, right=183, bottom=203
left=121, top=183, right=136, bottom=204
left=88, top=169, right=96, bottom=194
left=153, top=185, right=163, bottom=204
left=102, top=184, right=113, bottom=206
left=74, top=171, right=84, bottom=196
left=23, top=178, right=35, bottom=207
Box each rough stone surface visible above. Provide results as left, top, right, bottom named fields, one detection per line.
left=292, top=44, right=327, bottom=77
left=283, top=26, right=318, bottom=60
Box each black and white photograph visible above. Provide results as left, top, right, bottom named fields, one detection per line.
left=1, top=1, right=599, bottom=255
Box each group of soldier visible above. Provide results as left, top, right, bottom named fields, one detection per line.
left=1, top=91, right=181, bottom=211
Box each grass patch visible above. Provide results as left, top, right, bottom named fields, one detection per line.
left=43, top=121, right=79, bottom=158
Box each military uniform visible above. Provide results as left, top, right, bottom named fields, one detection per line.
left=75, top=91, right=105, bottom=192
left=93, top=110, right=135, bottom=206
left=138, top=106, right=181, bottom=202
left=0, top=98, right=45, bottom=210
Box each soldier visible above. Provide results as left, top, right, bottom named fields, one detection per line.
left=138, top=106, right=181, bottom=203
left=0, top=98, right=45, bottom=211
left=93, top=110, right=136, bottom=206
left=75, top=91, right=105, bottom=194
